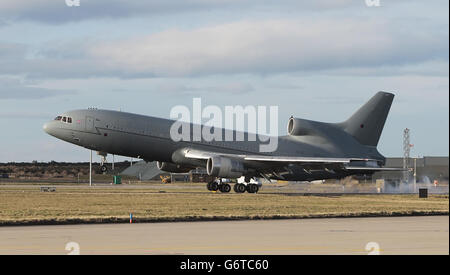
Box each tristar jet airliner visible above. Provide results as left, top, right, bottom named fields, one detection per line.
left=44, top=92, right=401, bottom=193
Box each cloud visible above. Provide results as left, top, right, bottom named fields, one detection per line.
left=0, top=42, right=28, bottom=59
left=0, top=111, right=54, bottom=119
left=318, top=60, right=450, bottom=77
left=101, top=19, right=446, bottom=76
left=0, top=77, right=76, bottom=99
left=47, top=19, right=450, bottom=77
left=0, top=17, right=447, bottom=79
left=0, top=0, right=359, bottom=24
left=156, top=82, right=254, bottom=95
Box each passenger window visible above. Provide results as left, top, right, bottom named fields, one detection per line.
left=62, top=117, right=67, bottom=122
left=68, top=117, right=72, bottom=123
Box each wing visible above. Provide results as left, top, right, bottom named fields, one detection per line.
left=183, top=148, right=370, bottom=163
left=180, top=148, right=409, bottom=182
left=182, top=148, right=398, bottom=172
left=344, top=167, right=407, bottom=171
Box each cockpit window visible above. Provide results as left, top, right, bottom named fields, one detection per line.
left=54, top=115, right=73, bottom=123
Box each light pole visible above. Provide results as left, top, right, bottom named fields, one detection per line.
left=403, top=128, right=410, bottom=183
left=413, top=157, right=417, bottom=193
left=89, top=150, right=92, bottom=187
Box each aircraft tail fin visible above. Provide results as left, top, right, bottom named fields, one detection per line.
left=338, top=92, right=394, bottom=147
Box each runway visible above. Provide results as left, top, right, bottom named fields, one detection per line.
left=0, top=216, right=448, bottom=255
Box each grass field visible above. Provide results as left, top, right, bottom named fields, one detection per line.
left=0, top=182, right=448, bottom=225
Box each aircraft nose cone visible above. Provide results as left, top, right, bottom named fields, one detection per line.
left=43, top=122, right=51, bottom=134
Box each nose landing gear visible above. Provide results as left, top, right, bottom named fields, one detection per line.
left=100, top=164, right=108, bottom=173
left=97, top=151, right=109, bottom=174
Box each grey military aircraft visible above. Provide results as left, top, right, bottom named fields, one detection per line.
left=43, top=91, right=400, bottom=193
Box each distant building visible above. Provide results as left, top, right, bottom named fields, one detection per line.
left=373, top=156, right=449, bottom=183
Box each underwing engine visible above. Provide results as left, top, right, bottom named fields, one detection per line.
left=156, top=161, right=192, bottom=173
left=206, top=156, right=247, bottom=178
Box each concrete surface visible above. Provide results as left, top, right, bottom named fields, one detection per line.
left=0, top=216, right=448, bottom=255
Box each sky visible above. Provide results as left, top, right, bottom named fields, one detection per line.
left=0, top=0, right=448, bottom=162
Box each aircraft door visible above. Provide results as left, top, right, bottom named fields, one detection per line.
left=86, top=116, right=95, bottom=132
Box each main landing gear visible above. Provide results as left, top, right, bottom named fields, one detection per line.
left=207, top=179, right=230, bottom=193
left=233, top=183, right=246, bottom=193
left=206, top=178, right=259, bottom=193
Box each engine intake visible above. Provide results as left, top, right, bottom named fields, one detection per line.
left=206, top=156, right=246, bottom=178
left=156, top=161, right=192, bottom=173
left=287, top=117, right=318, bottom=136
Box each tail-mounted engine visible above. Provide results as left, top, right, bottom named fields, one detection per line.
left=287, top=117, right=321, bottom=136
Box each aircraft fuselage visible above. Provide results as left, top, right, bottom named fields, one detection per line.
left=43, top=108, right=385, bottom=181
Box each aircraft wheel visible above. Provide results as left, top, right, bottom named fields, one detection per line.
left=220, top=183, right=231, bottom=193
left=233, top=183, right=239, bottom=193
left=247, top=184, right=259, bottom=193
left=210, top=181, right=219, bottom=191
left=235, top=183, right=246, bottom=193
left=246, top=184, right=253, bottom=193
left=253, top=184, right=259, bottom=193
left=207, top=182, right=212, bottom=191
left=100, top=165, right=108, bottom=173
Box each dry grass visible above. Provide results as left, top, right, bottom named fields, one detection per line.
left=0, top=183, right=448, bottom=225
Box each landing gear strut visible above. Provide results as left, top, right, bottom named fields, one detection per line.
left=98, top=152, right=108, bottom=174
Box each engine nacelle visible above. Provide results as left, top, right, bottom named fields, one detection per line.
left=206, top=156, right=246, bottom=178
left=156, top=161, right=192, bottom=173
left=287, top=117, right=318, bottom=136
